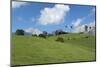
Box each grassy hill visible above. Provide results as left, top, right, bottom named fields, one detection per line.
left=11, top=33, right=96, bottom=66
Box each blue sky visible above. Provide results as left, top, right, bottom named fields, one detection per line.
left=12, top=1, right=96, bottom=33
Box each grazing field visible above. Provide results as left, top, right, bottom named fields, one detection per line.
left=12, top=33, right=96, bottom=66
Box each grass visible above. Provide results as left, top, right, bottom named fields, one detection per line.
left=11, top=33, right=96, bottom=66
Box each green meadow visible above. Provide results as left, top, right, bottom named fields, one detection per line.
left=12, top=33, right=96, bottom=66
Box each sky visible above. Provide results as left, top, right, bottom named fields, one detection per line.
left=12, top=1, right=96, bottom=34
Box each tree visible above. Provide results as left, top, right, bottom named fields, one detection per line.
left=54, top=29, right=67, bottom=35
left=32, top=34, right=37, bottom=36
left=39, top=34, right=46, bottom=38
left=89, top=26, right=91, bottom=30
left=56, top=37, right=64, bottom=43
left=70, top=25, right=73, bottom=29
left=43, top=31, right=48, bottom=36
left=15, top=29, right=24, bottom=35
left=84, top=25, right=88, bottom=32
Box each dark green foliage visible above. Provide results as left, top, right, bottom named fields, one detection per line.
left=43, top=31, right=48, bottom=36
left=67, top=38, right=70, bottom=40
left=39, top=34, right=46, bottom=38
left=79, top=32, right=84, bottom=34
left=56, top=37, right=64, bottom=42
left=84, top=36, right=89, bottom=38
left=32, top=34, right=37, bottom=37
left=84, top=25, right=88, bottom=32
left=15, top=29, right=24, bottom=35
left=38, top=31, right=48, bottom=38
left=55, top=29, right=67, bottom=35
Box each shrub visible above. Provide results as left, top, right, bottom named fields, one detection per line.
left=32, top=34, right=37, bottom=37
left=79, top=32, right=84, bottom=34
left=84, top=36, right=89, bottom=38
left=67, top=38, right=71, bottom=40
left=56, top=37, right=64, bottom=43
left=54, top=29, right=67, bottom=35
left=15, top=29, right=24, bottom=35
left=43, top=31, right=48, bottom=36
left=67, top=38, right=70, bottom=40
left=39, top=34, right=46, bottom=38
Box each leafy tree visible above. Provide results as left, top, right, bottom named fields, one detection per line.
left=39, top=34, right=46, bottom=38
left=55, top=29, right=67, bottom=35
left=89, top=26, right=92, bottom=30
left=43, top=31, right=48, bottom=36
left=84, top=25, right=88, bottom=32
left=56, top=37, right=64, bottom=43
left=79, top=32, right=84, bottom=34
left=32, top=34, right=37, bottom=36
left=15, top=29, right=24, bottom=35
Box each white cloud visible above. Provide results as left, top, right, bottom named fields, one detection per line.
left=12, top=1, right=27, bottom=8
left=25, top=28, right=42, bottom=35
left=72, top=18, right=82, bottom=27
left=72, top=7, right=96, bottom=33
left=38, top=4, right=70, bottom=25
left=72, top=19, right=95, bottom=33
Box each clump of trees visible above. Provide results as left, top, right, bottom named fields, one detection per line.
left=15, top=29, right=24, bottom=35
left=84, top=25, right=88, bottom=32
left=32, top=34, right=37, bottom=37
left=15, top=29, right=69, bottom=38
left=39, top=34, right=46, bottom=38
left=54, top=29, right=68, bottom=35
left=84, top=36, right=89, bottom=38
left=79, top=32, right=84, bottom=34
left=38, top=31, right=47, bottom=38
left=56, top=37, right=64, bottom=43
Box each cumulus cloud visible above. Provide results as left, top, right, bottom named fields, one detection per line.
left=72, top=18, right=83, bottom=32
left=72, top=18, right=82, bottom=27
left=72, top=19, right=95, bottom=33
left=38, top=4, right=70, bottom=25
left=25, top=28, right=42, bottom=35
left=72, top=8, right=95, bottom=33
left=12, top=1, right=27, bottom=8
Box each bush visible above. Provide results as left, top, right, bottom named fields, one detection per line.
left=84, top=36, right=89, bottom=38
left=43, top=31, right=48, bottom=36
left=56, top=37, right=64, bottom=43
left=15, top=29, right=24, bottom=35
left=67, top=38, right=70, bottom=40
left=32, top=34, right=37, bottom=37
left=54, top=29, right=67, bottom=35
left=39, top=34, right=46, bottom=38
left=79, top=32, right=84, bottom=34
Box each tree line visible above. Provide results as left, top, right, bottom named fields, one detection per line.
left=15, top=29, right=69, bottom=38
left=14, top=24, right=92, bottom=38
